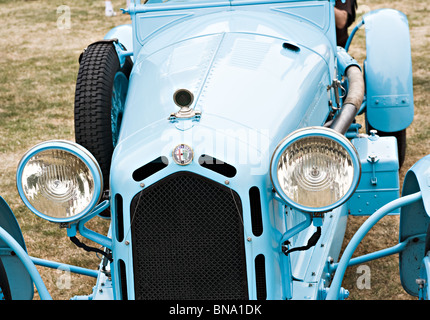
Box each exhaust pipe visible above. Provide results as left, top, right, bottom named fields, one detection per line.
left=330, top=64, right=365, bottom=134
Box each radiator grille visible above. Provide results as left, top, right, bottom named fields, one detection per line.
left=130, top=171, right=248, bottom=300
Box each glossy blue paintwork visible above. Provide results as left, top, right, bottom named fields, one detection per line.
left=106, top=1, right=423, bottom=300
left=0, top=0, right=426, bottom=301
left=347, top=134, right=400, bottom=216
left=120, top=10, right=334, bottom=142
left=0, top=197, right=34, bottom=300
left=363, top=9, right=414, bottom=132
left=104, top=24, right=133, bottom=54
left=109, top=2, right=340, bottom=299
left=288, top=205, right=348, bottom=289
left=399, top=155, right=430, bottom=296
left=131, top=0, right=336, bottom=56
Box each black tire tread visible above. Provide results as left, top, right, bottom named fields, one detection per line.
left=74, top=42, right=132, bottom=188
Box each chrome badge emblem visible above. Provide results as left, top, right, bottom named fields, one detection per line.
left=172, top=144, right=194, bottom=165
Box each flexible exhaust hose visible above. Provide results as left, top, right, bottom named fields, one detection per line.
left=330, top=66, right=365, bottom=134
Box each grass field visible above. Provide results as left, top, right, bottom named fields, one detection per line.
left=0, top=0, right=429, bottom=300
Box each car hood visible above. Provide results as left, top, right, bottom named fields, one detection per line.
left=116, top=10, right=333, bottom=175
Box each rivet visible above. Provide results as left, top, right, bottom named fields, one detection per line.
left=247, top=237, right=252, bottom=242
left=225, top=180, right=230, bottom=185
left=125, top=240, right=130, bottom=245
left=140, top=182, right=145, bottom=188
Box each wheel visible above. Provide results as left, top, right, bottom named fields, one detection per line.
left=74, top=41, right=133, bottom=189
left=365, top=115, right=407, bottom=168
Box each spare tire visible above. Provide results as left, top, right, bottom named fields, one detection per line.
left=74, top=41, right=132, bottom=190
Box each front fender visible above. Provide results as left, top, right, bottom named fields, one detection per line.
left=0, top=196, right=34, bottom=300
left=399, top=155, right=430, bottom=296
left=104, top=24, right=133, bottom=53
left=364, top=9, right=414, bottom=132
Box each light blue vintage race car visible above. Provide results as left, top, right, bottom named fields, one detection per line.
left=1, top=0, right=428, bottom=300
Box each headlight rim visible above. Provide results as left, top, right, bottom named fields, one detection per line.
left=270, top=127, right=361, bottom=213
left=16, top=140, right=103, bottom=223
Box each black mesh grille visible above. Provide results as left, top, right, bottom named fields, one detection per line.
left=130, top=171, right=248, bottom=300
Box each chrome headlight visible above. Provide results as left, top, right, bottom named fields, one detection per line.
left=17, top=140, right=103, bottom=223
left=270, top=127, right=360, bottom=213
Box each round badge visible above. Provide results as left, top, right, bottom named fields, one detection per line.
left=172, top=144, right=194, bottom=165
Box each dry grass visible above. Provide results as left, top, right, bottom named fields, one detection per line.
left=0, top=0, right=129, bottom=300
left=0, top=0, right=428, bottom=300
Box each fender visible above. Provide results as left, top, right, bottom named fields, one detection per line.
left=103, top=24, right=134, bottom=66
left=0, top=196, right=34, bottom=300
left=399, top=155, right=430, bottom=296
left=78, top=37, right=133, bottom=68
left=363, top=9, right=414, bottom=133
left=104, top=24, right=133, bottom=54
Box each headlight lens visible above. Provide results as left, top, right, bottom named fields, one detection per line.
left=17, top=141, right=103, bottom=223
left=271, top=127, right=360, bottom=213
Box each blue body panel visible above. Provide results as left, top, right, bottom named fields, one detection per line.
left=130, top=0, right=336, bottom=58
left=0, top=197, right=34, bottom=300
left=399, top=155, right=430, bottom=296
left=1, top=0, right=426, bottom=301
left=348, top=135, right=400, bottom=216
left=109, top=1, right=339, bottom=299
left=363, top=9, right=414, bottom=132
left=110, top=123, right=350, bottom=299
left=104, top=24, right=133, bottom=53
left=120, top=8, right=334, bottom=142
